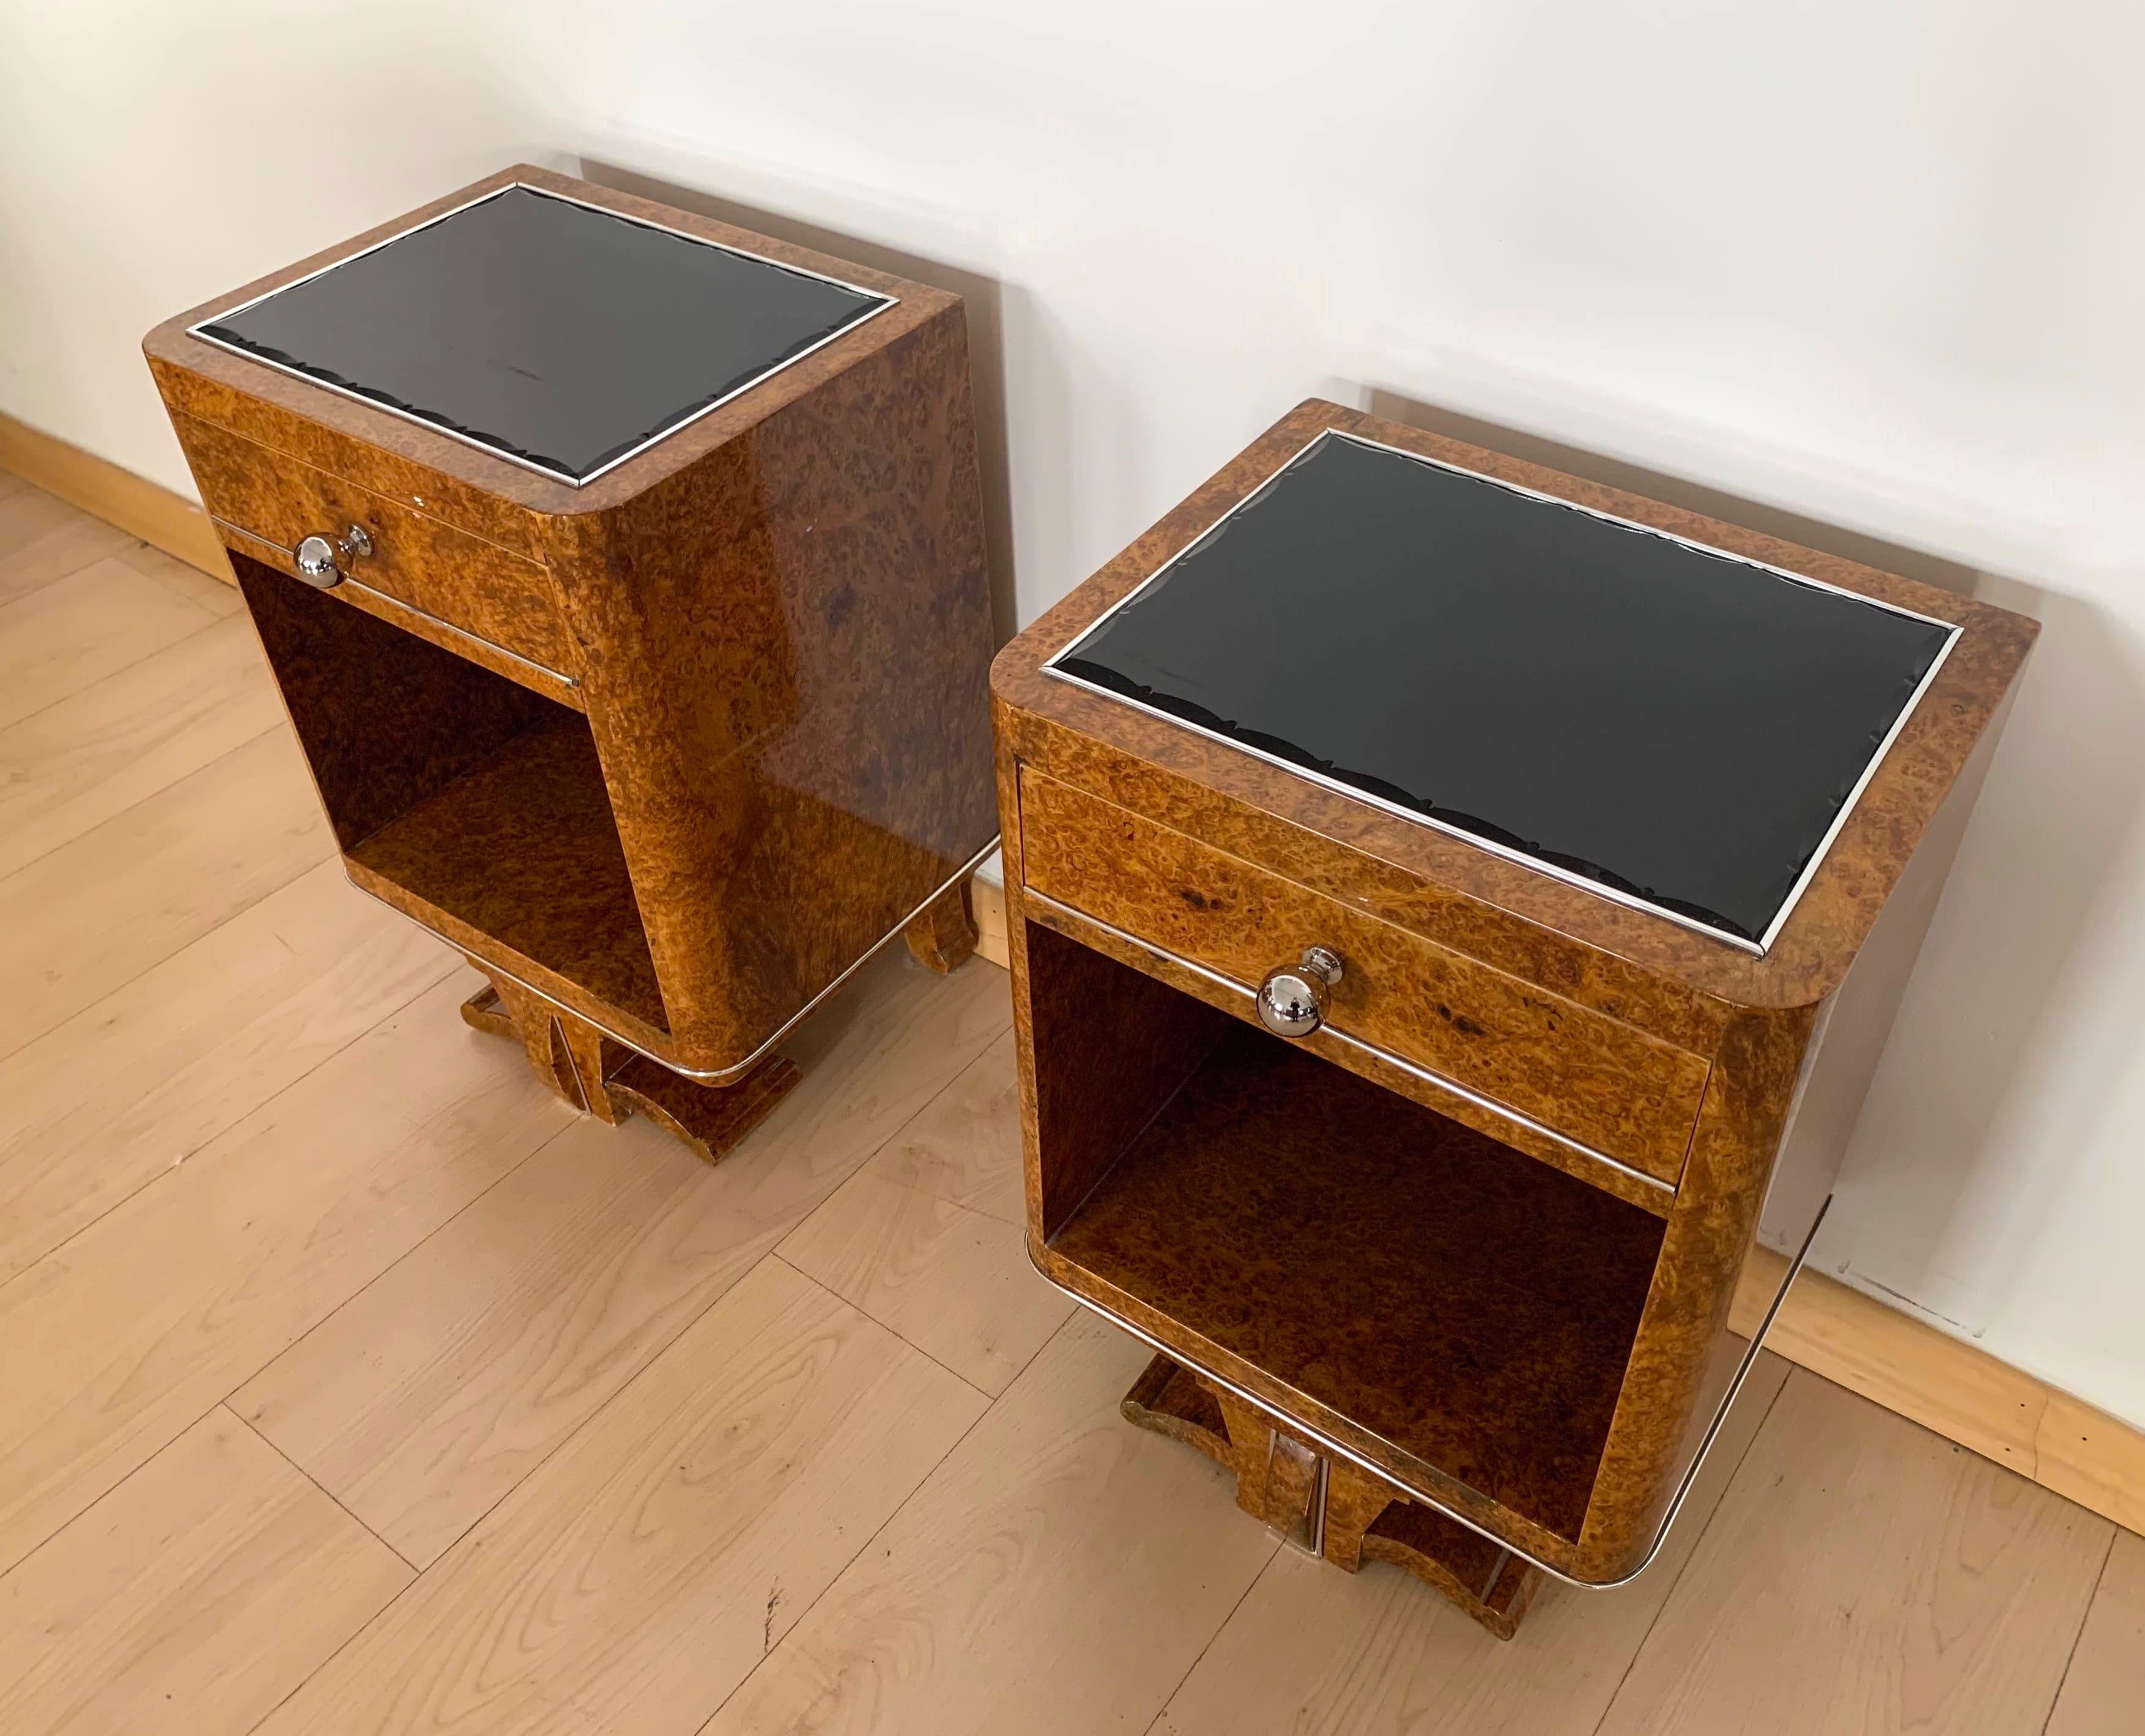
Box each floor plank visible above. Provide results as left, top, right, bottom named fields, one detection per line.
left=235, top=951, right=1006, bottom=1567
left=0, top=1407, right=409, bottom=1736
left=0, top=861, right=454, bottom=1285
left=2045, top=1529, right=2144, bottom=1736
left=253, top=1257, right=987, bottom=1736
left=862, top=1027, right=1026, bottom=1225
left=1595, top=1370, right=2113, bottom=1736
left=0, top=554, right=220, bottom=729
left=0, top=616, right=281, bottom=880
left=779, top=1167, right=1072, bottom=1394
left=1154, top=1354, right=1792, bottom=1736
left=0, top=489, right=136, bottom=608
left=114, top=539, right=243, bottom=617
left=751, top=951, right=1013, bottom=1181
left=706, top=1310, right=1282, bottom=1736
left=0, top=728, right=332, bottom=1062
left=0, top=975, right=574, bottom=1575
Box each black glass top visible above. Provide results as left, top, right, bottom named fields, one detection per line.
left=1051, top=431, right=1955, bottom=949
left=195, top=185, right=892, bottom=486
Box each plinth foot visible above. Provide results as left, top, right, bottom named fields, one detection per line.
left=461, top=968, right=800, bottom=1166
left=903, top=879, right=978, bottom=973
left=1119, top=1352, right=1541, bottom=1640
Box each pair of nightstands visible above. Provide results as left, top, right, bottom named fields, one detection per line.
left=147, top=170, right=2034, bottom=1640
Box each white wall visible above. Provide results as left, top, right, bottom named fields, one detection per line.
left=5, top=2, right=2141, bottom=1421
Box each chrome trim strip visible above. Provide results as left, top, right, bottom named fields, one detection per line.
left=347, top=836, right=999, bottom=1084
left=187, top=181, right=898, bottom=490
left=213, top=518, right=582, bottom=691
left=1034, top=1197, right=1828, bottom=1591
left=1043, top=426, right=1963, bottom=959
left=1018, top=887, right=1677, bottom=1199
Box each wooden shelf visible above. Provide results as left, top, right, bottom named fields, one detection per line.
left=349, top=718, right=667, bottom=1031
left=1049, top=1024, right=1667, bottom=1540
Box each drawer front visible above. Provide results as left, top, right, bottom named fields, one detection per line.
left=173, top=413, right=572, bottom=677
left=1017, top=769, right=1711, bottom=1182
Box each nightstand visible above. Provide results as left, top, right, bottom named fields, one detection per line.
left=989, top=401, right=2035, bottom=1636
left=146, top=167, right=998, bottom=1162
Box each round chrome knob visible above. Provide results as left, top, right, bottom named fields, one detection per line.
left=294, top=535, right=341, bottom=587
left=1256, top=945, right=1344, bottom=1039
left=291, top=524, right=373, bottom=589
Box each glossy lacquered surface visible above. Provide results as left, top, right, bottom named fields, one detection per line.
left=198, top=185, right=891, bottom=485
left=153, top=166, right=998, bottom=1085
left=1053, top=430, right=1955, bottom=945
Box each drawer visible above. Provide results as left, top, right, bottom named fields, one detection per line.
left=1017, top=769, right=1711, bottom=1183
left=172, top=412, right=574, bottom=679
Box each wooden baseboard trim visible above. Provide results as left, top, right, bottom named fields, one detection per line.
left=971, top=873, right=2142, bottom=1535
left=0, top=408, right=232, bottom=582
left=971, top=868, right=1009, bottom=973
left=1732, top=1249, right=2143, bottom=1534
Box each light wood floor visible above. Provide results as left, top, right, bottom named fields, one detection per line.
left=0, top=470, right=2138, bottom=1735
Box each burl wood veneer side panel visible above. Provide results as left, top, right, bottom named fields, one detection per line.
left=1017, top=767, right=1712, bottom=1181
left=545, top=301, right=997, bottom=1072
left=1571, top=1002, right=1817, bottom=1581
left=232, top=552, right=561, bottom=852
left=990, top=397, right=2039, bottom=1013
left=169, top=411, right=575, bottom=676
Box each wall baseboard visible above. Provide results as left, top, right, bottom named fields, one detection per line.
left=0, top=410, right=231, bottom=581
left=20, top=443, right=2133, bottom=1545
left=969, top=873, right=2142, bottom=1537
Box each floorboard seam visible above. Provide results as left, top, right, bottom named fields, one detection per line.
left=224, top=1402, right=418, bottom=1571
left=1139, top=1537, right=1287, bottom=1736
left=0, top=517, right=141, bottom=609
left=2038, top=1528, right=2119, bottom=1736
left=769, top=1250, right=998, bottom=1401
left=686, top=1306, right=1089, bottom=1736
left=212, top=1094, right=582, bottom=1428
left=0, top=742, right=338, bottom=1071
left=225, top=1003, right=1012, bottom=1594
left=0, top=951, right=461, bottom=1300
left=0, top=600, right=226, bottom=736
left=0, top=1396, right=231, bottom=1581
left=1586, top=1363, right=1795, bottom=1736
left=0, top=638, right=272, bottom=883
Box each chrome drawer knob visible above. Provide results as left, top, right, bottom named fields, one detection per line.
left=292, top=523, right=373, bottom=589
left=1256, top=946, right=1344, bottom=1039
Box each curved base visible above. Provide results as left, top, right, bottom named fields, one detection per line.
left=461, top=969, right=799, bottom=1165
left=1121, top=1353, right=1541, bottom=1641
left=903, top=879, right=979, bottom=973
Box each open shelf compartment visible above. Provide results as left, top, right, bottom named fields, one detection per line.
left=236, top=552, right=667, bottom=1033
left=1028, top=920, right=1665, bottom=1542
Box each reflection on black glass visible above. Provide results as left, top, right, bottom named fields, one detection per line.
left=1054, top=434, right=1952, bottom=945
left=201, top=186, right=890, bottom=483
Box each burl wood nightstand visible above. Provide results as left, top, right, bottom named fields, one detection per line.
left=990, top=401, right=2036, bottom=1638
left=145, top=167, right=997, bottom=1162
